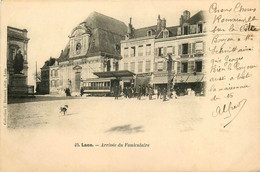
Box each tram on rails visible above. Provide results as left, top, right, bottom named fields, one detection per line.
left=80, top=70, right=135, bottom=96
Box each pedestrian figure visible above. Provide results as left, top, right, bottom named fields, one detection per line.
left=146, top=86, right=149, bottom=96
left=157, top=87, right=161, bottom=99
left=80, top=87, right=84, bottom=97
left=136, top=85, right=141, bottom=100
left=163, top=88, right=167, bottom=101
left=65, top=88, right=71, bottom=96
left=149, top=87, right=153, bottom=100
left=114, top=85, right=119, bottom=100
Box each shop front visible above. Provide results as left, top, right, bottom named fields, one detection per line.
left=174, top=73, right=205, bottom=96
left=135, top=72, right=152, bottom=87
left=152, top=72, right=174, bottom=90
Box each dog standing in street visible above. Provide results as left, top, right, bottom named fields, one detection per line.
left=60, top=105, right=68, bottom=115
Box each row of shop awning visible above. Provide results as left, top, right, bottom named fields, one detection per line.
left=151, top=74, right=205, bottom=84
left=93, top=70, right=135, bottom=78
left=85, top=70, right=205, bottom=84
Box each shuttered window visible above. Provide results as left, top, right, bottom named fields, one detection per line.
left=145, top=60, right=151, bottom=72
left=178, top=45, right=182, bottom=55
left=158, top=61, right=163, bottom=71
left=177, top=62, right=181, bottom=73
left=138, top=45, right=143, bottom=56
left=130, top=62, right=135, bottom=72
left=163, top=47, right=167, bottom=56
left=124, top=63, right=128, bottom=70
left=146, top=44, right=151, bottom=56
left=188, top=61, right=195, bottom=73
left=138, top=61, right=143, bottom=72
left=124, top=47, right=129, bottom=58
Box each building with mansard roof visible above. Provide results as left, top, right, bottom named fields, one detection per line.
left=49, top=11, right=127, bottom=94
left=120, top=10, right=206, bottom=96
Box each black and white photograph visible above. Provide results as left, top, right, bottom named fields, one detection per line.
left=0, top=0, right=259, bottom=171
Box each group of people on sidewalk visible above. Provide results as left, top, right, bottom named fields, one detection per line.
left=114, top=85, right=172, bottom=101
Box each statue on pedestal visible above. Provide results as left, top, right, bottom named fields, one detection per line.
left=13, top=50, right=24, bottom=74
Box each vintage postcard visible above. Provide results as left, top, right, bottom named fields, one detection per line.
left=0, top=0, right=259, bottom=171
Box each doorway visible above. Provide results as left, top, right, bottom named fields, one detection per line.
left=75, top=72, right=81, bottom=92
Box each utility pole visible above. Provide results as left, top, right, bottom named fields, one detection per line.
left=167, top=54, right=173, bottom=98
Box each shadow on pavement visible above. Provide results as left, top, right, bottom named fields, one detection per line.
left=106, top=124, right=144, bottom=134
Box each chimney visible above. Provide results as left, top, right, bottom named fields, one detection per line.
left=127, top=17, right=133, bottom=35
left=161, top=18, right=166, bottom=30
left=183, top=10, right=190, bottom=21
left=157, top=15, right=162, bottom=31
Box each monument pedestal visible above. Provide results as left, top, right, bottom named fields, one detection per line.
left=8, top=74, right=28, bottom=98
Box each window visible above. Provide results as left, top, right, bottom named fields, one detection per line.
left=198, top=23, right=203, bottom=33
left=146, top=44, right=151, bottom=56
left=138, top=61, right=143, bottom=73
left=195, top=42, right=203, bottom=52
left=190, top=25, right=197, bottom=34
left=56, top=80, right=59, bottom=87
left=157, top=61, right=163, bottom=71
left=184, top=26, right=189, bottom=35
left=167, top=46, right=173, bottom=55
left=124, top=63, right=128, bottom=70
left=147, top=30, right=152, bottom=36
left=130, top=62, right=135, bottom=72
left=182, top=44, right=188, bottom=54
left=124, top=48, right=129, bottom=58
left=145, top=60, right=151, bottom=72
left=51, top=80, right=55, bottom=87
left=130, top=47, right=135, bottom=57
left=158, top=47, right=163, bottom=56
left=195, top=61, right=202, bottom=72
left=55, top=70, right=58, bottom=77
left=138, top=45, right=143, bottom=56
left=181, top=62, right=188, bottom=73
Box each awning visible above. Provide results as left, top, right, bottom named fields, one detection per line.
left=151, top=76, right=168, bottom=84
left=121, top=76, right=134, bottom=82
left=94, top=70, right=135, bottom=78
left=175, top=74, right=205, bottom=83
left=83, top=77, right=116, bottom=82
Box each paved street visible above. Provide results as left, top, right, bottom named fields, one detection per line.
left=7, top=95, right=205, bottom=132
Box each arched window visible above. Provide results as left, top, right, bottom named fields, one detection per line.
left=147, top=30, right=152, bottom=36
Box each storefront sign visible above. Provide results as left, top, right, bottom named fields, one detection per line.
left=136, top=72, right=152, bottom=77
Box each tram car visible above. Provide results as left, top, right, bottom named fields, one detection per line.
left=81, top=77, right=119, bottom=96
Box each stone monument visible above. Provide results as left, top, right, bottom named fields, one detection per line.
left=8, top=51, right=28, bottom=97
left=7, top=26, right=32, bottom=98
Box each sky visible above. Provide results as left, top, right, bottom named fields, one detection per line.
left=1, top=0, right=209, bottom=86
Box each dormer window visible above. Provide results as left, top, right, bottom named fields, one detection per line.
left=125, top=34, right=130, bottom=40
left=198, top=23, right=203, bottom=33
left=184, top=26, right=189, bottom=35
left=163, top=30, right=169, bottom=38
left=147, top=30, right=152, bottom=36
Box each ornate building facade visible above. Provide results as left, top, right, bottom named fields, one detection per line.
left=52, top=12, right=127, bottom=94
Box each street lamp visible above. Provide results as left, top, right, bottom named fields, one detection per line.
left=160, top=54, right=179, bottom=98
